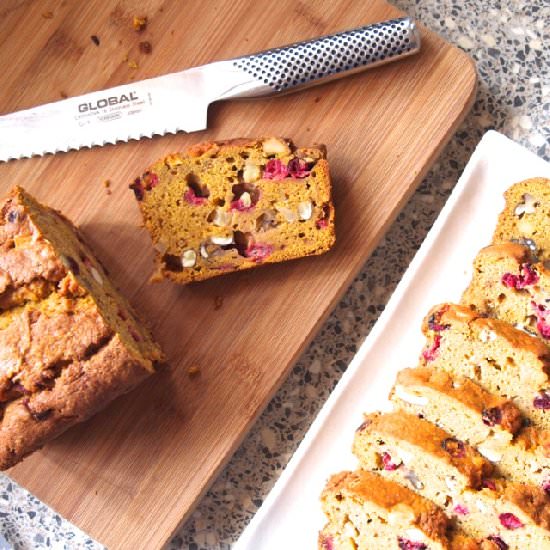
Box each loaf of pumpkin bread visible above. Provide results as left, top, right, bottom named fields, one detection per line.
left=0, top=186, right=163, bottom=469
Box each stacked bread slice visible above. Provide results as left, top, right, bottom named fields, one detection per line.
left=319, top=177, right=550, bottom=549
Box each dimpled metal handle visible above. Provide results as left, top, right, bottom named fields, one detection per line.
left=231, top=17, right=420, bottom=94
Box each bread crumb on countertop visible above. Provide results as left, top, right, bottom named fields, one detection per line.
left=133, top=15, right=147, bottom=31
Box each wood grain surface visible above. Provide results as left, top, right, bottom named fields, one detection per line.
left=0, top=0, right=476, bottom=548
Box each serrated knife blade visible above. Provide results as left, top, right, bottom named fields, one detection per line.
left=0, top=17, right=420, bottom=162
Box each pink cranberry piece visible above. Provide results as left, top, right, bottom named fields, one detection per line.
left=427, top=320, right=449, bottom=331
left=531, top=302, right=550, bottom=338
left=453, top=503, right=469, bottom=515
left=184, top=187, right=207, bottom=206
left=316, top=218, right=329, bottom=229
left=12, top=382, right=27, bottom=394
left=381, top=452, right=401, bottom=471
left=316, top=204, right=331, bottom=229
left=397, top=538, right=427, bottom=550
left=319, top=534, right=334, bottom=550
left=533, top=390, right=550, bottom=409
left=230, top=198, right=253, bottom=212
left=501, top=263, right=539, bottom=289
left=441, top=437, right=466, bottom=458
left=427, top=306, right=450, bottom=331
left=422, top=334, right=441, bottom=362
left=499, top=513, right=523, bottom=530
left=482, top=478, right=497, bottom=490
left=542, top=478, right=550, bottom=496
left=244, top=242, right=274, bottom=262
left=143, top=172, right=159, bottom=189
left=287, top=157, right=310, bottom=178
left=263, top=159, right=289, bottom=180
left=487, top=536, right=508, bottom=550
left=482, top=406, right=502, bottom=427
left=537, top=319, right=550, bottom=339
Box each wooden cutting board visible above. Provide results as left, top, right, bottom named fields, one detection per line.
left=1, top=0, right=476, bottom=548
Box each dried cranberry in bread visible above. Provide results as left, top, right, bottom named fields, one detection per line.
left=130, top=137, right=335, bottom=283
left=0, top=187, right=163, bottom=469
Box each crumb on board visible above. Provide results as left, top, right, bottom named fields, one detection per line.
left=103, top=179, right=111, bottom=188
left=60, top=91, right=68, bottom=99
left=187, top=365, right=200, bottom=377
left=139, top=41, right=152, bottom=54
left=133, top=15, right=147, bottom=31
left=122, top=52, right=129, bottom=62
left=91, top=35, right=100, bottom=46
left=41, top=11, right=54, bottom=19
left=128, top=59, right=138, bottom=69
left=214, top=295, right=224, bottom=310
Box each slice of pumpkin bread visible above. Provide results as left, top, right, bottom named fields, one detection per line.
left=462, top=243, right=550, bottom=342
left=129, top=137, right=335, bottom=283
left=391, top=367, right=550, bottom=493
left=420, top=303, right=550, bottom=430
left=0, top=186, right=163, bottom=469
left=320, top=470, right=452, bottom=549
left=352, top=411, right=493, bottom=510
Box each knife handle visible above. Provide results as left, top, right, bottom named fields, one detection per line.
left=225, top=17, right=420, bottom=98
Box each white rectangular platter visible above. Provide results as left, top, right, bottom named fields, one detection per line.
left=235, top=130, right=550, bottom=549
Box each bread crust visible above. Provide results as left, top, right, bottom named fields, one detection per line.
left=0, top=335, right=150, bottom=469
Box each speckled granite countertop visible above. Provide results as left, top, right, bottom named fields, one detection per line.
left=1, top=0, right=549, bottom=548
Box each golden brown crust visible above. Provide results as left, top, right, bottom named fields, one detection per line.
left=515, top=426, right=550, bottom=456
left=473, top=242, right=534, bottom=263
left=0, top=294, right=111, bottom=399
left=499, top=402, right=525, bottom=434
left=450, top=534, right=482, bottom=550
left=0, top=335, right=150, bottom=469
left=180, top=138, right=328, bottom=160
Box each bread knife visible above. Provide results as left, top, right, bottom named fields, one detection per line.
left=0, top=17, right=420, bottom=162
